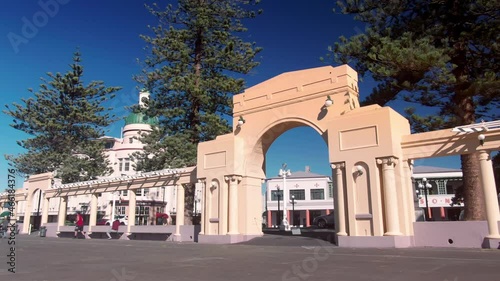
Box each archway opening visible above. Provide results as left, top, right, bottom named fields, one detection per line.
left=30, top=188, right=43, bottom=231
left=261, top=125, right=332, bottom=230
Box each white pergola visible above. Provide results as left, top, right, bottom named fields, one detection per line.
left=1, top=166, right=197, bottom=241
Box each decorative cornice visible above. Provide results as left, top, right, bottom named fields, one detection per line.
left=330, top=162, right=345, bottom=169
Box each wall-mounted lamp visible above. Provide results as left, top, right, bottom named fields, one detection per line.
left=237, top=116, right=246, bottom=127
left=325, top=95, right=333, bottom=107
left=355, top=165, right=364, bottom=175
left=210, top=181, right=217, bottom=188
left=478, top=134, right=485, bottom=146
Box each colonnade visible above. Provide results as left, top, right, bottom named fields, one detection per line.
left=331, top=150, right=499, bottom=240
left=36, top=183, right=187, bottom=239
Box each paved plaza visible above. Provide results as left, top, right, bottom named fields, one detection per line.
left=1, top=234, right=499, bottom=281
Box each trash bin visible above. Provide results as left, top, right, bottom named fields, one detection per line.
left=39, top=226, right=47, bottom=237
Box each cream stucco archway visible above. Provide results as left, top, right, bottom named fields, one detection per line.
left=1, top=65, right=498, bottom=248
left=196, top=64, right=500, bottom=247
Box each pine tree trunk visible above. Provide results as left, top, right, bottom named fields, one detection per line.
left=461, top=152, right=486, bottom=220
left=183, top=183, right=195, bottom=225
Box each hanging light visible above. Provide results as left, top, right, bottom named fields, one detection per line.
left=325, top=95, right=333, bottom=107
left=237, top=116, right=246, bottom=127
left=355, top=165, right=364, bottom=175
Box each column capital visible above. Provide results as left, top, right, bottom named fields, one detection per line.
left=402, top=159, right=414, bottom=170
left=197, top=178, right=207, bottom=184
left=478, top=150, right=491, bottom=161
left=330, top=162, right=345, bottom=169
left=376, top=156, right=398, bottom=166
left=224, top=175, right=242, bottom=182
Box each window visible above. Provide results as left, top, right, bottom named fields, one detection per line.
left=437, top=180, right=447, bottom=195
left=328, top=182, right=334, bottom=198
left=310, top=189, right=325, bottom=200
left=129, top=138, right=133, bottom=144
left=118, top=158, right=123, bottom=172
left=290, top=189, right=305, bottom=200
left=135, top=189, right=142, bottom=196
left=271, top=190, right=283, bottom=201
left=143, top=188, right=149, bottom=196
left=104, top=141, right=114, bottom=149
left=121, top=190, right=128, bottom=196
left=124, top=158, right=130, bottom=171
left=116, top=206, right=126, bottom=215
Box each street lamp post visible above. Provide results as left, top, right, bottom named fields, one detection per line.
left=418, top=178, right=432, bottom=221
left=276, top=186, right=281, bottom=228
left=279, top=163, right=291, bottom=230
left=291, top=195, right=296, bottom=227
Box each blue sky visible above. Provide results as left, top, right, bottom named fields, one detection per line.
left=0, top=0, right=460, bottom=189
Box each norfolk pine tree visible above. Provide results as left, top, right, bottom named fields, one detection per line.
left=331, top=0, right=499, bottom=220
left=4, top=52, right=121, bottom=184
left=132, top=0, right=262, bottom=224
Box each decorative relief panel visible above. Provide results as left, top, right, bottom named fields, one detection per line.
left=204, top=151, right=226, bottom=169
left=339, top=126, right=378, bottom=151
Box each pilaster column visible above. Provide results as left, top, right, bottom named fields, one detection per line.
left=174, top=184, right=185, bottom=239
left=377, top=157, right=402, bottom=236
left=331, top=162, right=347, bottom=236
left=88, top=193, right=98, bottom=233
left=306, top=209, right=310, bottom=227
left=57, top=196, right=68, bottom=233
left=225, top=175, right=242, bottom=235
left=22, top=193, right=32, bottom=234
left=127, top=190, right=136, bottom=234
left=206, top=181, right=214, bottom=235
left=41, top=196, right=49, bottom=225
left=478, top=150, right=500, bottom=238
left=198, top=179, right=206, bottom=235
left=14, top=201, right=19, bottom=218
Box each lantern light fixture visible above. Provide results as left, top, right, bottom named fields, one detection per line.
left=325, top=95, right=333, bottom=107
left=237, top=116, right=246, bottom=127
left=478, top=134, right=485, bottom=146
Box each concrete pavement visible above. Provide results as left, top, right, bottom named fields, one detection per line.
left=1, top=234, right=499, bottom=281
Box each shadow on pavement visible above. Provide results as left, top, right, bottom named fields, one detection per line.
left=237, top=228, right=337, bottom=246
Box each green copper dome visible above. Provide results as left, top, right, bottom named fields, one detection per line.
left=124, top=113, right=159, bottom=126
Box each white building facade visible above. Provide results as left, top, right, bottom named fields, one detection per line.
left=412, top=166, right=464, bottom=221
left=265, top=166, right=333, bottom=227
left=13, top=91, right=202, bottom=228
left=265, top=165, right=466, bottom=228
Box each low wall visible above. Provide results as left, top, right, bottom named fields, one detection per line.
left=42, top=223, right=59, bottom=237
left=413, top=221, right=500, bottom=248
left=337, top=235, right=414, bottom=248
left=47, top=223, right=200, bottom=242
